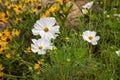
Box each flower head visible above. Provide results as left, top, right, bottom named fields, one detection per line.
left=82, top=30, right=100, bottom=45
left=56, top=0, right=69, bottom=3
left=31, top=38, right=52, bottom=54
left=13, top=4, right=23, bottom=15
left=32, top=17, right=60, bottom=40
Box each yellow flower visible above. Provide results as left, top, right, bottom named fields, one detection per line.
left=49, top=5, right=59, bottom=14
left=30, top=8, right=38, bottom=14
left=41, top=10, right=51, bottom=18
left=36, top=4, right=42, bottom=10
left=15, top=18, right=22, bottom=23
left=4, top=1, right=9, bottom=7
left=25, top=47, right=31, bottom=53
left=24, top=0, right=31, bottom=3
left=2, top=29, right=10, bottom=37
left=0, top=64, right=4, bottom=71
left=5, top=53, right=11, bottom=59
left=63, top=7, right=68, bottom=13
left=38, top=61, right=42, bottom=66
left=34, top=63, right=40, bottom=70
left=11, top=29, right=20, bottom=37
left=0, top=72, right=4, bottom=78
left=0, top=0, right=2, bottom=3
left=24, top=0, right=38, bottom=3
left=0, top=41, right=8, bottom=54
left=57, top=0, right=69, bottom=3
left=0, top=12, right=9, bottom=24
left=34, top=61, right=42, bottom=70
left=13, top=4, right=23, bottom=15
left=1, top=29, right=13, bottom=42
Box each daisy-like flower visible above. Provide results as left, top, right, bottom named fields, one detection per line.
left=82, top=30, right=100, bottom=45
left=32, top=17, right=60, bottom=40
left=13, top=4, right=23, bottom=15
left=115, top=50, right=120, bottom=56
left=31, top=38, right=52, bottom=54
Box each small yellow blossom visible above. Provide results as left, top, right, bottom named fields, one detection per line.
left=57, top=0, right=69, bottom=3
left=25, top=47, right=31, bottom=53
left=4, top=1, right=9, bottom=7
left=30, top=9, right=38, bottom=14
left=11, top=29, right=20, bottom=37
left=1, top=29, right=13, bottom=42
left=34, top=63, right=40, bottom=70
left=0, top=0, right=2, bottom=3
left=5, top=53, right=11, bottom=59
left=0, top=72, right=4, bottom=78
left=13, top=4, right=23, bottom=15
left=0, top=64, right=4, bottom=71
left=63, top=7, right=68, bottom=13
left=38, top=61, right=42, bottom=66
left=36, top=4, right=42, bottom=10
left=0, top=41, right=8, bottom=54
left=24, top=0, right=38, bottom=4
left=34, top=61, right=42, bottom=70
left=24, top=0, right=32, bottom=3
left=0, top=11, right=9, bottom=24
left=15, top=18, right=22, bottom=23
left=49, top=5, right=59, bottom=14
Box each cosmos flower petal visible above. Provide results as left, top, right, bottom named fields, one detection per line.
left=90, top=31, right=96, bottom=37
left=45, top=17, right=56, bottom=27
left=91, top=41, right=97, bottom=45
left=38, top=50, right=46, bottom=54
left=40, top=17, right=56, bottom=27
left=95, top=36, right=100, bottom=41
left=32, top=28, right=41, bottom=35
left=31, top=44, right=38, bottom=52
left=31, top=39, right=38, bottom=44
left=45, top=33, right=55, bottom=40
left=50, top=26, right=60, bottom=33
left=34, top=23, right=43, bottom=29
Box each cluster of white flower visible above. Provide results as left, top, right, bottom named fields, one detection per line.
left=31, top=17, right=60, bottom=55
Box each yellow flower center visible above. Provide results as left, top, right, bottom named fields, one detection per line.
left=44, top=27, right=49, bottom=32
left=88, top=36, right=93, bottom=40
left=38, top=46, right=43, bottom=50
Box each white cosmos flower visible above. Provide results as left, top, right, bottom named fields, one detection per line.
left=115, top=50, right=120, bottom=56
left=82, top=1, right=94, bottom=9
left=32, top=17, right=60, bottom=40
left=31, top=38, right=52, bottom=55
left=82, top=30, right=100, bottom=45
